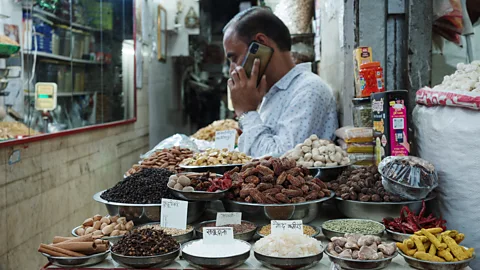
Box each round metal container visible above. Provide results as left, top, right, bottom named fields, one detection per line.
left=93, top=190, right=206, bottom=225
left=168, top=186, right=228, bottom=201
left=194, top=220, right=257, bottom=242
left=181, top=239, right=251, bottom=269
left=321, top=219, right=385, bottom=240
left=256, top=224, right=321, bottom=238
left=179, top=164, right=243, bottom=174
left=334, top=193, right=436, bottom=222
left=308, top=164, right=351, bottom=182
left=254, top=250, right=324, bottom=270
left=222, top=192, right=334, bottom=223
left=385, top=228, right=412, bottom=242
left=40, top=249, right=110, bottom=267
left=135, top=223, right=194, bottom=244
left=381, top=175, right=436, bottom=201
left=71, top=226, right=123, bottom=244
left=398, top=249, right=475, bottom=270
left=325, top=250, right=397, bottom=270
left=111, top=248, right=179, bottom=268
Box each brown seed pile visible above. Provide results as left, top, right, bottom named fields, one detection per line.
left=125, top=147, right=193, bottom=176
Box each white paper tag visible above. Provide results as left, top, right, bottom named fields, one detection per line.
left=271, top=220, right=303, bottom=235
left=216, top=212, right=242, bottom=226
left=214, top=130, right=237, bottom=151
left=160, top=199, right=188, bottom=230
left=203, top=227, right=234, bottom=244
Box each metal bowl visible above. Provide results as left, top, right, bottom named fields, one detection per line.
left=325, top=250, right=397, bottom=270
left=93, top=190, right=206, bottom=225
left=41, top=249, right=110, bottom=267
left=256, top=224, right=321, bottom=238
left=71, top=225, right=123, bottom=244
left=308, top=164, right=351, bottom=182
left=181, top=239, right=251, bottom=269
left=381, top=175, right=437, bottom=201
left=398, top=249, right=476, bottom=270
left=385, top=228, right=412, bottom=242
left=135, top=222, right=195, bottom=244
left=321, top=219, right=385, bottom=240
left=194, top=220, right=257, bottom=242
left=168, top=186, right=229, bottom=201
left=222, top=192, right=334, bottom=223
left=334, top=193, right=436, bottom=222
left=254, top=250, right=324, bottom=270
left=179, top=164, right=243, bottom=174
left=111, top=248, right=179, bottom=268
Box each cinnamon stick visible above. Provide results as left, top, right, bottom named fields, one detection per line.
left=57, top=234, right=94, bottom=244
left=52, top=242, right=99, bottom=254
left=38, top=244, right=85, bottom=257
left=52, top=236, right=77, bottom=244
left=38, top=246, right=70, bottom=257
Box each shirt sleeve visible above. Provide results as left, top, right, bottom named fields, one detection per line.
left=238, top=89, right=337, bottom=157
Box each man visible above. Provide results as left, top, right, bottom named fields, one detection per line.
left=223, top=7, right=338, bottom=157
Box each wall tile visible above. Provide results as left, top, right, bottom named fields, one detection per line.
left=0, top=253, right=7, bottom=270
left=0, top=206, right=6, bottom=257
left=6, top=194, right=42, bottom=249
left=41, top=183, right=71, bottom=229
left=5, top=156, right=42, bottom=184
left=7, top=233, right=44, bottom=270
left=5, top=174, right=42, bottom=208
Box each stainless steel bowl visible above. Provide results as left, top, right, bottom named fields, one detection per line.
left=381, top=175, right=437, bottom=201
left=308, top=164, right=351, bottom=182
left=168, top=186, right=228, bottom=201
left=111, top=248, right=179, bottom=268
left=222, top=192, right=334, bottom=223
left=334, top=193, right=436, bottom=222
left=321, top=219, right=385, bottom=240
left=194, top=220, right=257, bottom=242
left=181, top=239, right=251, bottom=269
left=385, top=228, right=412, bottom=242
left=254, top=250, right=324, bottom=270
left=93, top=190, right=206, bottom=225
left=325, top=250, right=397, bottom=270
left=41, top=249, right=110, bottom=267
left=179, top=164, right=243, bottom=174
left=135, top=223, right=194, bottom=244
left=398, top=249, right=475, bottom=270
left=256, top=224, right=321, bottom=238
left=71, top=225, right=123, bottom=244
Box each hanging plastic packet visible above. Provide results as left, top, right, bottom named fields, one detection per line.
left=140, top=134, right=199, bottom=159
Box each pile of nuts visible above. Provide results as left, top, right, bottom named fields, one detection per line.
left=168, top=173, right=231, bottom=192
left=125, top=147, right=193, bottom=176
left=283, top=135, right=350, bottom=168
left=181, top=148, right=251, bottom=166
left=225, top=157, right=331, bottom=204
left=326, top=166, right=403, bottom=202
left=76, top=215, right=134, bottom=237
left=192, top=119, right=239, bottom=142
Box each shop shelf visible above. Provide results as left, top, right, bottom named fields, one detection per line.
left=24, top=7, right=103, bottom=32
left=24, top=51, right=103, bottom=64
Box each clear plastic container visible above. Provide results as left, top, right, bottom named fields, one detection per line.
left=352, top=97, right=372, bottom=127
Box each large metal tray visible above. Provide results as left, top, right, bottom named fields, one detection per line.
left=254, top=250, right=324, bottom=270
left=194, top=220, right=257, bottom=242
left=398, top=249, right=475, bottom=270
left=308, top=164, right=351, bottom=182
left=111, top=248, right=179, bottom=268
left=321, top=219, right=385, bottom=240
left=181, top=239, right=251, bottom=269
left=41, top=249, right=110, bottom=267
left=325, top=250, right=397, bottom=270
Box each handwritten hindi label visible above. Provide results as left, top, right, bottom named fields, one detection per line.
left=160, top=199, right=188, bottom=230
left=203, top=227, right=234, bottom=244
left=270, top=220, right=303, bottom=235
left=216, top=212, right=242, bottom=226
left=214, top=130, right=237, bottom=151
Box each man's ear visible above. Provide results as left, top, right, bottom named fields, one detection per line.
left=253, top=33, right=271, bottom=47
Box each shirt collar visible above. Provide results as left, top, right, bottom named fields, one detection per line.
left=273, top=62, right=312, bottom=90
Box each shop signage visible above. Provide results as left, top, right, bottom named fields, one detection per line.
left=216, top=212, right=242, bottom=226
left=271, top=220, right=303, bottom=235
left=203, top=227, right=234, bottom=244
left=214, top=129, right=236, bottom=151
left=160, top=198, right=188, bottom=230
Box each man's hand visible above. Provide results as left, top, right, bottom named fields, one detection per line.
left=228, top=58, right=268, bottom=116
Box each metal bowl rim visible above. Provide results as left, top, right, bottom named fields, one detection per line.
left=385, top=228, right=413, bottom=237
left=111, top=247, right=180, bottom=259
left=71, top=225, right=124, bottom=240
left=93, top=190, right=204, bottom=206
left=325, top=249, right=398, bottom=263
left=256, top=224, right=321, bottom=238
left=134, top=222, right=194, bottom=236
left=307, top=164, right=352, bottom=170
left=380, top=173, right=438, bottom=190
left=223, top=191, right=334, bottom=207
left=321, top=218, right=385, bottom=234
left=253, top=247, right=325, bottom=260
left=194, top=220, right=258, bottom=235
left=397, top=248, right=476, bottom=265
left=334, top=193, right=436, bottom=205
left=181, top=239, right=252, bottom=257
left=41, top=249, right=110, bottom=260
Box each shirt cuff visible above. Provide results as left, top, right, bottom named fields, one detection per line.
left=239, top=111, right=262, bottom=130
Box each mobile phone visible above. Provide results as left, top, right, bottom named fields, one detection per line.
left=241, top=41, right=274, bottom=86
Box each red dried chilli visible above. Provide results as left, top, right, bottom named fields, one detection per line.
left=383, top=201, right=446, bottom=234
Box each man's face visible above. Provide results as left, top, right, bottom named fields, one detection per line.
left=223, top=28, right=249, bottom=74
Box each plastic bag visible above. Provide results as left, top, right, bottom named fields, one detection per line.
left=433, top=0, right=463, bottom=45
left=140, top=134, right=199, bottom=159
left=338, top=139, right=374, bottom=153
left=190, top=138, right=215, bottom=152
left=334, top=126, right=373, bottom=143
left=348, top=153, right=374, bottom=166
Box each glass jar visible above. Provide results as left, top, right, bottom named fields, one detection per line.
left=358, top=62, right=384, bottom=97
left=352, top=97, right=372, bottom=127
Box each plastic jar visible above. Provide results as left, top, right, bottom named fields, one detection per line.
left=352, top=97, right=372, bottom=127
left=358, top=62, right=384, bottom=97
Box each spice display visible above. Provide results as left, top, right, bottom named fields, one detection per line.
left=352, top=98, right=373, bottom=127
left=112, top=228, right=179, bottom=256
left=254, top=233, right=323, bottom=257
left=182, top=239, right=251, bottom=258
left=0, top=122, right=41, bottom=140
left=327, top=165, right=404, bottom=202
left=432, top=61, right=480, bottom=92
left=198, top=221, right=256, bottom=234
left=75, top=215, right=134, bottom=237
left=283, top=135, right=350, bottom=167
left=327, top=233, right=396, bottom=260
left=167, top=172, right=231, bottom=192
left=181, top=148, right=251, bottom=166
left=323, top=219, right=385, bottom=235
left=192, top=119, right=239, bottom=142
left=38, top=235, right=109, bottom=257
left=126, top=147, right=193, bottom=176
left=259, top=224, right=317, bottom=236
left=137, top=224, right=193, bottom=236
left=225, top=157, right=331, bottom=204
left=397, top=228, right=474, bottom=262
left=101, top=168, right=175, bottom=204
left=383, top=201, right=447, bottom=234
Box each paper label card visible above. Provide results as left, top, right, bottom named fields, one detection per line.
left=214, top=130, right=237, bottom=151
left=271, top=220, right=303, bottom=235
left=160, top=199, right=188, bottom=230
left=203, top=227, right=234, bottom=244
left=216, top=212, right=242, bottom=226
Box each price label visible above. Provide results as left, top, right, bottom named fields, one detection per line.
left=214, top=130, right=237, bottom=151
left=160, top=199, right=188, bottom=230
left=271, top=220, right=303, bottom=235
left=203, top=227, right=234, bottom=244
left=216, top=212, right=242, bottom=226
